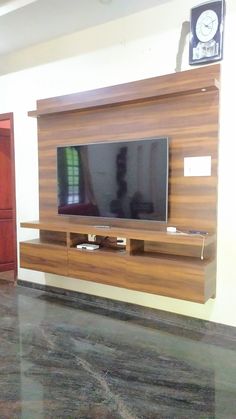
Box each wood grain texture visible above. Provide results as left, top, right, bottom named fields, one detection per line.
left=37, top=90, right=219, bottom=232
left=67, top=248, right=129, bottom=288
left=0, top=122, right=16, bottom=277
left=20, top=240, right=68, bottom=276
left=68, top=248, right=215, bottom=303
left=0, top=210, right=13, bottom=219
left=20, top=220, right=216, bottom=254
left=127, top=239, right=145, bottom=255
left=29, top=64, right=220, bottom=116
left=0, top=220, right=14, bottom=263
left=40, top=230, right=67, bottom=246
left=0, top=114, right=17, bottom=280
left=0, top=128, right=12, bottom=210
left=144, top=241, right=215, bottom=259
left=0, top=262, right=15, bottom=272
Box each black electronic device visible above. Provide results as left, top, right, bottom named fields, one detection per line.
left=188, top=230, right=208, bottom=235
left=189, top=0, right=225, bottom=65
left=57, top=137, right=169, bottom=222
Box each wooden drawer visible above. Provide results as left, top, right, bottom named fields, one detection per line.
left=68, top=248, right=215, bottom=303
left=68, top=248, right=127, bottom=286
left=124, top=254, right=216, bottom=303
left=20, top=241, right=68, bottom=276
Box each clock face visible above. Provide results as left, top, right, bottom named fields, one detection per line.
left=196, top=9, right=219, bottom=42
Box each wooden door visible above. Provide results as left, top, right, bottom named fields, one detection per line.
left=0, top=117, right=17, bottom=278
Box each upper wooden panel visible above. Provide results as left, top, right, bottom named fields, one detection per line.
left=28, top=64, right=220, bottom=117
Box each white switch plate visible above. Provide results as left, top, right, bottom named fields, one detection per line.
left=117, top=237, right=126, bottom=246
left=184, top=156, right=211, bottom=177
left=88, top=234, right=96, bottom=242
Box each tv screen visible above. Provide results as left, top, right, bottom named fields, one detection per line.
left=57, top=137, right=169, bottom=222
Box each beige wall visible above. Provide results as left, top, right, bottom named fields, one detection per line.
left=1, top=0, right=236, bottom=326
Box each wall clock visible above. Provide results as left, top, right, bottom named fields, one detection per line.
left=189, top=0, right=225, bottom=65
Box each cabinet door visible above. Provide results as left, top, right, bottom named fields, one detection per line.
left=0, top=220, right=14, bottom=271
left=0, top=130, right=12, bottom=209
left=20, top=242, right=68, bottom=276
left=68, top=249, right=127, bottom=285
left=0, top=129, right=14, bottom=272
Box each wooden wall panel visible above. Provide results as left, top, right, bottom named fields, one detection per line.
left=38, top=88, right=219, bottom=233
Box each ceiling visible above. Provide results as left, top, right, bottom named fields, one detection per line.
left=0, top=0, right=171, bottom=56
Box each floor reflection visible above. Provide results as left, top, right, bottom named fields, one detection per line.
left=0, top=280, right=236, bottom=418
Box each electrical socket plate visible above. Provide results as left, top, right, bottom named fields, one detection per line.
left=88, top=234, right=96, bottom=242
left=117, top=237, right=126, bottom=245
left=184, top=156, right=211, bottom=177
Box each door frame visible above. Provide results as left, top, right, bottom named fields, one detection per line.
left=0, top=112, right=17, bottom=280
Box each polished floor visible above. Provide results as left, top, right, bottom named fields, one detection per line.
left=0, top=280, right=236, bottom=419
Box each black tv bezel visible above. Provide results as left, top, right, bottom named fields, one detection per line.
left=56, top=136, right=169, bottom=224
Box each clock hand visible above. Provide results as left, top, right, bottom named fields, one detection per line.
left=203, top=19, right=217, bottom=29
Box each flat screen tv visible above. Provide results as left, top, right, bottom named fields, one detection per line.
left=57, top=137, right=169, bottom=222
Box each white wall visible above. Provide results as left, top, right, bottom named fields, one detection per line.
left=1, top=0, right=236, bottom=327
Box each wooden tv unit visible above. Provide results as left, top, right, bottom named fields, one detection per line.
left=20, top=64, right=220, bottom=304
left=20, top=220, right=216, bottom=303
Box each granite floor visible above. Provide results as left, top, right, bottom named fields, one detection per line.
left=0, top=280, right=236, bottom=419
